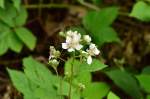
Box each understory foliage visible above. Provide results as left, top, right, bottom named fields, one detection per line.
left=3, top=0, right=150, bottom=99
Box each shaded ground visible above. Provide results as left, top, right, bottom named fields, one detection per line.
left=0, top=0, right=150, bottom=99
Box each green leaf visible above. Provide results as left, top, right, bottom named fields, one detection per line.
left=107, top=91, right=120, bottom=99
left=79, top=59, right=107, bottom=72
left=23, top=57, right=57, bottom=88
left=83, top=7, right=120, bottom=47
left=7, top=69, right=34, bottom=99
left=83, top=7, right=119, bottom=28
left=15, top=27, right=37, bottom=50
left=65, top=58, right=81, bottom=77
left=136, top=74, right=150, bottom=93
left=0, top=3, right=16, bottom=27
left=92, top=27, right=120, bottom=46
left=105, top=69, right=142, bottom=99
left=82, top=82, right=110, bottom=99
left=0, top=31, right=9, bottom=55
left=8, top=32, right=23, bottom=53
left=74, top=71, right=91, bottom=86
left=11, top=0, right=21, bottom=10
left=0, top=0, right=5, bottom=8
left=14, top=7, right=27, bottom=26
left=130, top=1, right=150, bottom=21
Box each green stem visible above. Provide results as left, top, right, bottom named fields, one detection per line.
left=68, top=55, right=75, bottom=99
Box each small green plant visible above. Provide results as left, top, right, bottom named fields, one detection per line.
left=8, top=30, right=111, bottom=99
left=0, top=0, right=37, bottom=55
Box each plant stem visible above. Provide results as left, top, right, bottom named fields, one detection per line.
left=24, top=4, right=70, bottom=9
left=68, top=56, right=75, bottom=99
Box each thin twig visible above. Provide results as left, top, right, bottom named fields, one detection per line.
left=24, top=4, right=71, bottom=9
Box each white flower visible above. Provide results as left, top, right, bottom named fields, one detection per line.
left=83, top=35, right=91, bottom=43
left=86, top=43, right=100, bottom=64
left=87, top=43, right=100, bottom=56
left=62, top=30, right=83, bottom=52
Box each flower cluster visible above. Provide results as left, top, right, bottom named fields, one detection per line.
left=62, top=30, right=100, bottom=64
left=48, top=46, right=60, bottom=68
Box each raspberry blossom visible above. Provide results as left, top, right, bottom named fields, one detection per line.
left=86, top=43, right=100, bottom=64
left=62, top=30, right=83, bottom=52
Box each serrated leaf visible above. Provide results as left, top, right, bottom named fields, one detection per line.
left=8, top=32, right=23, bottom=53
left=23, top=57, right=57, bottom=88
left=0, top=3, right=16, bottom=27
left=0, top=0, right=5, bottom=8
left=82, top=82, right=110, bottom=99
left=0, top=31, right=9, bottom=55
left=83, top=7, right=119, bottom=28
left=107, top=91, right=120, bottom=99
left=7, top=69, right=34, bottom=99
left=14, top=7, right=27, bottom=26
left=130, top=1, right=150, bottom=21
left=92, top=27, right=120, bottom=46
left=83, top=7, right=120, bottom=47
left=15, top=27, right=37, bottom=50
left=136, top=74, right=150, bottom=93
left=105, top=69, right=142, bottom=99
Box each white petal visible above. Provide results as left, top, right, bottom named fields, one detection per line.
left=75, top=44, right=83, bottom=50
left=66, top=36, right=72, bottom=43
left=89, top=43, right=96, bottom=49
left=94, top=48, right=100, bottom=55
left=68, top=48, right=75, bottom=52
left=62, top=43, right=68, bottom=49
left=87, top=56, right=92, bottom=64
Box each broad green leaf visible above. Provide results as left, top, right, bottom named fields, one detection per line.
left=83, top=7, right=119, bottom=29
left=15, top=27, right=37, bottom=50
left=79, top=59, right=107, bottom=72
left=0, top=0, right=5, bottom=8
left=14, top=7, right=27, bottom=26
left=105, top=69, right=142, bottom=99
left=23, top=57, right=57, bottom=88
left=0, top=3, right=16, bottom=27
left=91, top=27, right=120, bottom=46
left=8, top=32, right=23, bottom=53
left=34, top=87, right=59, bottom=99
left=7, top=69, right=34, bottom=99
left=0, top=21, right=10, bottom=33
left=82, top=82, right=110, bottom=99
left=136, top=74, right=150, bottom=93
left=11, top=0, right=21, bottom=10
left=130, top=1, right=150, bottom=21
left=83, top=7, right=120, bottom=47
left=142, top=66, right=150, bottom=74
left=107, top=91, right=120, bottom=99
left=74, top=71, right=91, bottom=86
left=0, top=31, right=9, bottom=55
